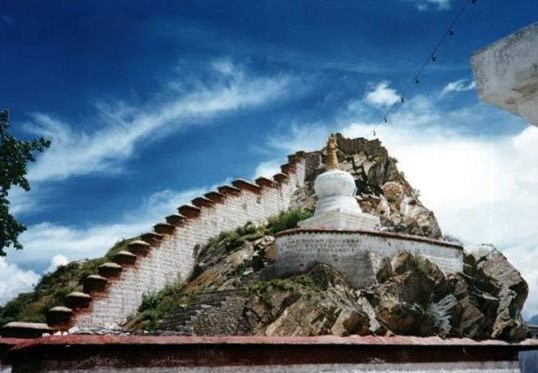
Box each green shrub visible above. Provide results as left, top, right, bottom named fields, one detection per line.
left=267, top=209, right=313, bottom=234
left=136, top=281, right=189, bottom=330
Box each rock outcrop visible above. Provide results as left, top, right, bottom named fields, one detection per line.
left=292, top=134, right=443, bottom=239
left=128, top=217, right=528, bottom=341
left=121, top=136, right=527, bottom=341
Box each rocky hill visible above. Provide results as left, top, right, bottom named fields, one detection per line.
left=0, top=135, right=528, bottom=341
left=123, top=136, right=526, bottom=341
left=294, top=133, right=443, bottom=239
left=126, top=215, right=527, bottom=341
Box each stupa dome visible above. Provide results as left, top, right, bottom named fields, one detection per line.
left=298, top=134, right=380, bottom=231
left=314, top=168, right=357, bottom=199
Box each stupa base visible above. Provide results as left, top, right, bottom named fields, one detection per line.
left=275, top=229, right=463, bottom=289
left=298, top=210, right=380, bottom=231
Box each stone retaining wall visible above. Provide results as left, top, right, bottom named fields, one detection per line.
left=63, top=155, right=307, bottom=330
left=275, top=229, right=464, bottom=288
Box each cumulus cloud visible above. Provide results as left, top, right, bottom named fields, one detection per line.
left=253, top=161, right=281, bottom=179
left=364, top=82, right=400, bottom=108
left=440, top=79, right=476, bottom=97
left=22, top=64, right=295, bottom=185
left=406, top=0, right=451, bottom=11
left=139, top=187, right=209, bottom=219
left=264, top=90, right=538, bottom=316
left=10, top=186, right=212, bottom=268
left=0, top=258, right=39, bottom=305
left=45, top=254, right=69, bottom=274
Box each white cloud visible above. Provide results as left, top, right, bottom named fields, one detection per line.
left=10, top=186, right=211, bottom=268
left=264, top=90, right=538, bottom=316
left=364, top=82, right=400, bottom=108
left=13, top=221, right=150, bottom=266
left=45, top=254, right=69, bottom=274
left=253, top=161, right=282, bottom=179
left=407, top=0, right=451, bottom=11
left=22, top=64, right=294, bottom=184
left=138, top=187, right=211, bottom=220
left=8, top=187, right=39, bottom=215
left=267, top=123, right=330, bottom=153
left=0, top=258, right=39, bottom=305
left=440, top=79, right=476, bottom=97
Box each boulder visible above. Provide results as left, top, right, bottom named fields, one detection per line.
left=467, top=245, right=528, bottom=341
left=331, top=308, right=370, bottom=337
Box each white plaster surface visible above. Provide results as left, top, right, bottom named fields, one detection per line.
left=38, top=361, right=520, bottom=373
left=299, top=208, right=380, bottom=231
left=276, top=231, right=463, bottom=288
left=472, top=22, right=538, bottom=126
left=73, top=160, right=306, bottom=330
left=299, top=168, right=380, bottom=231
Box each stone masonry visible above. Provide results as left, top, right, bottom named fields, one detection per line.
left=61, top=155, right=307, bottom=330
left=275, top=229, right=463, bottom=288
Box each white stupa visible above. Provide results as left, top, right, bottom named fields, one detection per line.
left=299, top=134, right=380, bottom=231
left=274, top=134, right=463, bottom=288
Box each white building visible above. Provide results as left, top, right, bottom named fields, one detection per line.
left=472, top=22, right=538, bottom=126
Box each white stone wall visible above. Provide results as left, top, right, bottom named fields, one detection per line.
left=471, top=22, right=538, bottom=126
left=74, top=160, right=306, bottom=329
left=276, top=231, right=463, bottom=288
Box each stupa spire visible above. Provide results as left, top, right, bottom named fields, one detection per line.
left=326, top=134, right=339, bottom=170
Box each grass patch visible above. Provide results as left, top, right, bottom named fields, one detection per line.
left=266, top=209, right=313, bottom=234
left=136, top=282, right=191, bottom=330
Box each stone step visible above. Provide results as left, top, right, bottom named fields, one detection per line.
left=156, top=289, right=249, bottom=334
left=65, top=291, right=92, bottom=309
left=166, top=214, right=186, bottom=226
left=140, top=232, right=163, bottom=246
left=192, top=197, right=214, bottom=209
left=83, top=274, right=108, bottom=293
left=154, top=222, right=176, bottom=235
left=46, top=306, right=73, bottom=331
left=98, top=262, right=122, bottom=278
left=178, top=204, right=201, bottom=218
left=0, top=322, right=53, bottom=339
left=128, top=240, right=151, bottom=255
left=113, top=250, right=137, bottom=265
left=204, top=191, right=225, bottom=204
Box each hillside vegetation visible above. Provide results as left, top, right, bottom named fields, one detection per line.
left=0, top=239, right=135, bottom=326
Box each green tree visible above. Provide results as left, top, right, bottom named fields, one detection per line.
left=0, top=110, right=50, bottom=255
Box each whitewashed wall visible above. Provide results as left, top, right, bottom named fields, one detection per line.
left=275, top=230, right=463, bottom=288
left=73, top=160, right=306, bottom=329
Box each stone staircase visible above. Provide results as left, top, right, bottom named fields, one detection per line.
left=158, top=289, right=250, bottom=335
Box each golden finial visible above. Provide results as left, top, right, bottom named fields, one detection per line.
left=326, top=134, right=339, bottom=169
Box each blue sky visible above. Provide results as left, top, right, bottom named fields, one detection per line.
left=1, top=1, right=538, bottom=316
